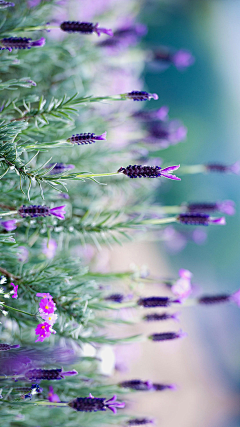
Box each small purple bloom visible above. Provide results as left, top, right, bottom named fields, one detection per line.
left=36, top=292, right=53, bottom=299
left=117, top=164, right=180, bottom=180
left=1, top=219, right=17, bottom=232
left=48, top=385, right=60, bottom=403
left=171, top=49, right=195, bottom=70
left=205, top=162, right=240, bottom=174
left=35, top=322, right=52, bottom=342
left=59, top=193, right=70, bottom=199
left=119, top=379, right=153, bottom=391
left=177, top=213, right=226, bottom=226
left=39, top=298, right=56, bottom=314
left=0, top=37, right=45, bottom=52
left=18, top=204, right=66, bottom=220
left=172, top=269, right=192, bottom=299
left=125, top=91, right=158, bottom=101
left=42, top=239, right=57, bottom=259
left=40, top=312, right=58, bottom=325
left=68, top=132, right=107, bottom=145
left=60, top=21, right=113, bottom=37
left=0, top=1, right=15, bottom=7
left=149, top=330, right=187, bottom=342
left=11, top=282, right=18, bottom=299
left=46, top=163, right=75, bottom=175
left=68, top=393, right=124, bottom=414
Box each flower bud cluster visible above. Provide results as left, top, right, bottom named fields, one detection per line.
left=35, top=293, right=58, bottom=342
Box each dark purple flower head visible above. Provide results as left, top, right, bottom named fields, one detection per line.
left=126, top=418, right=155, bottom=425
left=0, top=343, right=20, bottom=351
left=46, top=163, right=75, bottom=175
left=68, top=393, right=124, bottom=414
left=151, top=383, right=177, bottom=391
left=177, top=213, right=226, bottom=226
left=143, top=312, right=180, bottom=322
left=18, top=205, right=66, bottom=220
left=105, top=293, right=125, bottom=303
left=67, top=132, right=107, bottom=145
left=126, top=91, right=158, bottom=101
left=0, top=37, right=45, bottom=52
left=60, top=21, right=113, bottom=37
left=205, top=162, right=240, bottom=174
left=24, top=368, right=77, bottom=381
left=149, top=330, right=187, bottom=342
left=117, top=164, right=180, bottom=180
left=11, top=282, right=18, bottom=299
left=186, top=200, right=235, bottom=216
left=0, top=219, right=17, bottom=231
left=0, top=1, right=15, bottom=7
left=197, top=294, right=230, bottom=305
left=138, top=296, right=180, bottom=308
left=119, top=379, right=153, bottom=391
left=132, top=106, right=169, bottom=122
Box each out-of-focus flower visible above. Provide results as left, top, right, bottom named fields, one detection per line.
left=0, top=1, right=15, bottom=7
left=60, top=21, right=113, bottom=36
left=126, top=418, right=155, bottom=425
left=171, top=49, right=195, bottom=70
left=42, top=239, right=57, bottom=259
left=149, top=330, right=187, bottom=341
left=0, top=219, right=17, bottom=232
left=151, top=47, right=195, bottom=71
left=186, top=200, right=235, bottom=215
left=18, top=246, right=29, bottom=262
left=0, top=37, right=45, bottom=51
left=205, top=162, right=240, bottom=174
left=143, top=312, right=179, bottom=322
left=137, top=296, right=180, bottom=307
left=197, top=288, right=240, bottom=307
left=45, top=163, right=75, bottom=175
left=172, top=269, right=192, bottom=299
left=145, top=120, right=187, bottom=148
left=132, top=106, right=169, bottom=122
left=10, top=282, right=18, bottom=299
left=48, top=385, right=60, bottom=403
left=40, top=312, right=58, bottom=325
left=0, top=343, right=20, bottom=351
left=97, top=23, right=147, bottom=52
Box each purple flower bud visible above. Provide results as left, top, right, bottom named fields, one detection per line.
left=177, top=213, right=226, bottom=226
left=18, top=205, right=66, bottom=220
left=0, top=37, right=45, bottom=52
left=133, top=106, right=169, bottom=122
left=60, top=22, right=113, bottom=37
left=138, top=297, right=180, bottom=308
left=0, top=219, right=17, bottom=231
left=59, top=193, right=70, bottom=199
left=143, top=312, right=179, bottom=322
left=48, top=385, right=60, bottom=403
left=0, top=343, right=20, bottom=351
left=126, top=91, right=158, bottom=101
left=197, top=294, right=230, bottom=305
left=171, top=50, right=195, bottom=70
left=126, top=418, right=155, bottom=425
left=119, top=379, right=153, bottom=391
left=149, top=330, right=187, bottom=341
left=205, top=162, right=240, bottom=174
left=117, top=164, right=180, bottom=180
left=105, top=293, right=125, bottom=303
left=151, top=383, right=177, bottom=391
left=46, top=163, right=75, bottom=175
left=67, top=132, right=107, bottom=145
left=186, top=200, right=235, bottom=216
left=24, top=368, right=78, bottom=381
left=68, top=393, right=124, bottom=414
left=0, top=1, right=15, bottom=7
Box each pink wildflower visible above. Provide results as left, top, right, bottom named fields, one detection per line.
left=35, top=322, right=52, bottom=342
left=36, top=292, right=53, bottom=299
left=11, top=282, right=18, bottom=299
left=40, top=312, right=58, bottom=325
left=48, top=385, right=60, bottom=403
left=39, top=297, right=56, bottom=314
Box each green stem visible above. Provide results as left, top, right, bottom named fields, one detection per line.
left=178, top=165, right=206, bottom=175
left=140, top=217, right=177, bottom=225
left=0, top=210, right=18, bottom=217
left=2, top=304, right=36, bottom=317
left=34, top=400, right=68, bottom=407
left=11, top=25, right=59, bottom=32
left=76, top=172, right=120, bottom=179
left=0, top=374, right=23, bottom=380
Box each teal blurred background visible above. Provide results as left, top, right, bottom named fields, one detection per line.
left=141, top=1, right=240, bottom=425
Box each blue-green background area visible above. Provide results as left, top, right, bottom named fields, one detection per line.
left=141, top=1, right=240, bottom=426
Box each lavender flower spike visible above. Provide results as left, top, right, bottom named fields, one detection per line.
left=205, top=161, right=240, bottom=174
left=68, top=393, right=125, bottom=413
left=60, top=22, right=113, bottom=37
left=143, top=312, right=180, bottom=322
left=177, top=213, right=226, bottom=226
left=67, top=132, right=107, bottom=145
left=119, top=379, right=153, bottom=391
left=186, top=200, right=235, bottom=216
left=138, top=296, right=180, bottom=308
left=0, top=37, right=45, bottom=52
left=126, top=418, right=155, bottom=425
left=0, top=343, right=20, bottom=351
left=117, top=164, right=180, bottom=180
left=0, top=1, right=15, bottom=7
left=24, top=368, right=78, bottom=381
left=198, top=288, right=240, bottom=307
left=149, top=330, right=187, bottom=342
left=18, top=205, right=66, bottom=220
left=125, top=91, right=158, bottom=101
